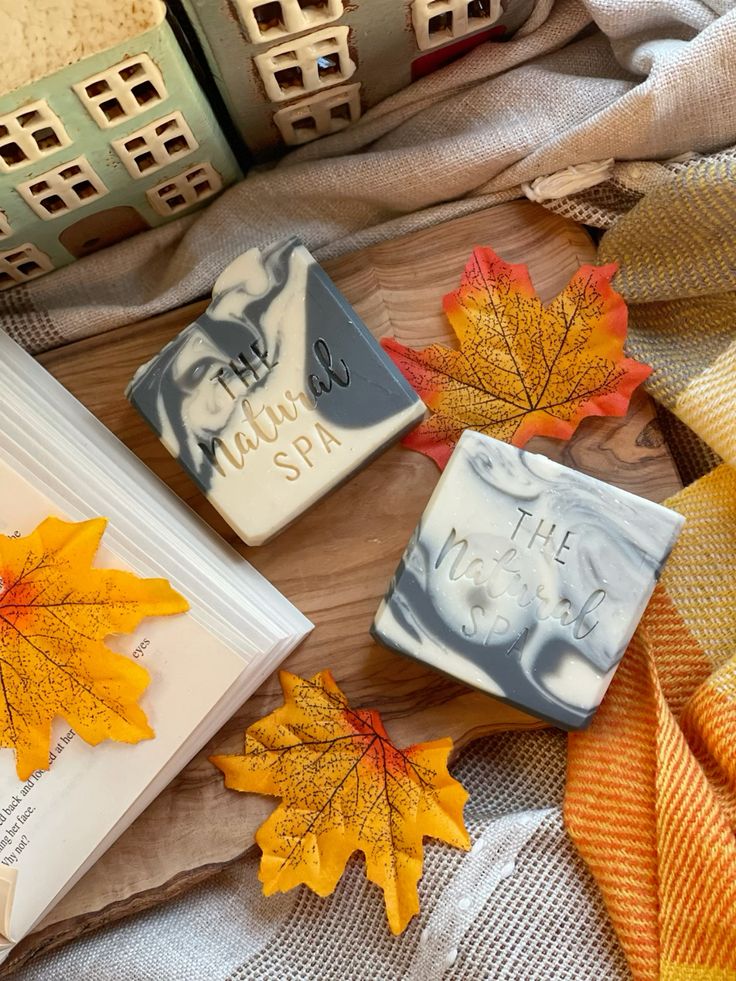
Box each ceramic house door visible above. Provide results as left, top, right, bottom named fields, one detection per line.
left=59, top=205, right=150, bottom=258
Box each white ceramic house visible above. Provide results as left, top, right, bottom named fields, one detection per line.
left=176, top=0, right=535, bottom=157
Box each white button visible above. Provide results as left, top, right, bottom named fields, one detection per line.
left=446, top=947, right=458, bottom=968
left=457, top=896, right=472, bottom=911
left=420, top=927, right=430, bottom=944
left=471, top=839, right=486, bottom=854
left=500, top=861, right=515, bottom=879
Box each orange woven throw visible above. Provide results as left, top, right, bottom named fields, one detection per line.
left=565, top=159, right=736, bottom=981
left=567, top=466, right=736, bottom=980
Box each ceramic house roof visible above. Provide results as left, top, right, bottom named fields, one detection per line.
left=0, top=0, right=165, bottom=95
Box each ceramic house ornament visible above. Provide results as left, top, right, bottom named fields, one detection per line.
left=127, top=238, right=426, bottom=545
left=372, top=430, right=684, bottom=729
left=176, top=0, right=537, bottom=158
left=0, top=0, right=240, bottom=290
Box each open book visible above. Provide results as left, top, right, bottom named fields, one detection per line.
left=0, top=331, right=311, bottom=961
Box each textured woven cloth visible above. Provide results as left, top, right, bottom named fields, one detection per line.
left=563, top=157, right=736, bottom=980
left=4, top=1, right=736, bottom=979
left=600, top=158, right=736, bottom=469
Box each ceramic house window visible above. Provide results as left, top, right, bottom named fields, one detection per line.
left=412, top=0, right=501, bottom=50
left=17, top=157, right=108, bottom=220
left=0, top=211, right=11, bottom=239
left=236, top=0, right=344, bottom=44
left=146, top=162, right=223, bottom=216
left=0, top=243, right=54, bottom=290
left=74, top=54, right=167, bottom=129
left=254, top=26, right=355, bottom=102
left=112, top=112, right=198, bottom=179
left=0, top=101, right=71, bottom=173
left=274, top=83, right=361, bottom=145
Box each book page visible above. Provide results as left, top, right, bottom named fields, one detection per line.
left=0, top=456, right=246, bottom=945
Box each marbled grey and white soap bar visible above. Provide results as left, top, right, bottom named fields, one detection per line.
left=372, top=430, right=684, bottom=729
left=126, top=238, right=425, bottom=545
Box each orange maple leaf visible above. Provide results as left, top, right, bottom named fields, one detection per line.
left=0, top=517, right=188, bottom=779
left=211, top=670, right=469, bottom=934
left=381, top=246, right=651, bottom=468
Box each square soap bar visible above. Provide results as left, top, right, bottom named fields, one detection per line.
left=372, top=430, right=684, bottom=729
left=127, top=238, right=425, bottom=545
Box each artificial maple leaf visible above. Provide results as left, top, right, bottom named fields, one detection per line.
left=381, top=246, right=651, bottom=467
left=211, top=670, right=469, bottom=934
left=0, top=517, right=188, bottom=779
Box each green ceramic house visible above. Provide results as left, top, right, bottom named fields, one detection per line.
left=0, top=2, right=240, bottom=291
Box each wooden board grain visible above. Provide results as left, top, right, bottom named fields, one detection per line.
left=6, top=201, right=683, bottom=971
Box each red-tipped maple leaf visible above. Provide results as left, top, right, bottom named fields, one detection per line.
left=0, top=517, right=188, bottom=779
left=212, top=670, right=469, bottom=934
left=382, top=246, right=651, bottom=468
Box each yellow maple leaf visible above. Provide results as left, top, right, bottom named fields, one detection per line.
left=212, top=670, right=470, bottom=934
left=0, top=517, right=188, bottom=779
left=382, top=246, right=651, bottom=467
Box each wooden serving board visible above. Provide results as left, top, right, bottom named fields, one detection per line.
left=7, top=202, right=682, bottom=971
